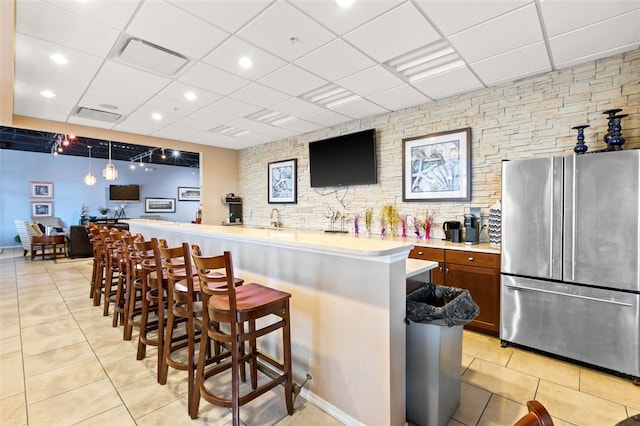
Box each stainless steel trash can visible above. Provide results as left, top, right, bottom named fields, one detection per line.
left=406, top=322, right=463, bottom=426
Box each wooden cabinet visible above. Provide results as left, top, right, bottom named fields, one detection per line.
left=409, top=246, right=500, bottom=335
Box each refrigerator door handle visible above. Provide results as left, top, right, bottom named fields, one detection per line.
left=549, top=163, right=555, bottom=278
left=504, top=284, right=633, bottom=307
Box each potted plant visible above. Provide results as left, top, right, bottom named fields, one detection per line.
left=97, top=206, right=110, bottom=218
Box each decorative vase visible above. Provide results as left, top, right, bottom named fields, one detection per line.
left=602, top=108, right=622, bottom=146
left=571, top=125, right=590, bottom=154
left=489, top=200, right=502, bottom=247
left=607, top=114, right=628, bottom=150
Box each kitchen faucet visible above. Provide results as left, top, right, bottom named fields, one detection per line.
left=270, top=208, right=282, bottom=228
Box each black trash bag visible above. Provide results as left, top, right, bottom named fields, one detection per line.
left=406, top=283, right=479, bottom=327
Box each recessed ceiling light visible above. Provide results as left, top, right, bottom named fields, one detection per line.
left=184, top=91, right=197, bottom=101
left=40, top=90, right=55, bottom=98
left=238, top=56, right=253, bottom=69
left=336, top=0, right=355, bottom=8
left=49, top=53, right=68, bottom=65
left=152, top=113, right=162, bottom=120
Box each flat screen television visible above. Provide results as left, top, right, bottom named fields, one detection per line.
left=309, top=129, right=377, bottom=187
left=109, top=184, right=140, bottom=202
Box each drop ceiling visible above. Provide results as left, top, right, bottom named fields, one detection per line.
left=8, top=0, right=640, bottom=153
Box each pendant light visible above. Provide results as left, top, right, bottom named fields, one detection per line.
left=102, top=141, right=118, bottom=181
left=83, top=146, right=97, bottom=186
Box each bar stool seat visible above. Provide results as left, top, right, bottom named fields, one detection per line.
left=191, top=248, right=293, bottom=424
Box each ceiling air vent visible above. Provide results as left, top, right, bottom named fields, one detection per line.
left=116, top=37, right=189, bottom=76
left=72, top=106, right=122, bottom=123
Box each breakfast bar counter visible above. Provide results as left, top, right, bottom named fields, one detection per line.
left=127, top=219, right=428, bottom=425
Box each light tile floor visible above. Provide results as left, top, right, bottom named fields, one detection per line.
left=1, top=248, right=638, bottom=426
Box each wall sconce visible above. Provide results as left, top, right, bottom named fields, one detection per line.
left=84, top=146, right=96, bottom=186
left=102, top=141, right=118, bottom=181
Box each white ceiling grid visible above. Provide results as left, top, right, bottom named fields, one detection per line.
left=11, top=0, right=640, bottom=150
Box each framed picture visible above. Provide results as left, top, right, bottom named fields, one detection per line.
left=268, top=159, right=297, bottom=204
left=145, top=197, right=176, bottom=213
left=178, top=186, right=200, bottom=201
left=30, top=181, right=53, bottom=199
left=402, top=128, right=471, bottom=202
left=32, top=201, right=53, bottom=217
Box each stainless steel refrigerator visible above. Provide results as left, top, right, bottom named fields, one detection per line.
left=501, top=149, right=640, bottom=380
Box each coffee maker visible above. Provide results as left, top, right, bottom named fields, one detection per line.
left=463, top=214, right=480, bottom=245
left=442, top=221, right=461, bottom=242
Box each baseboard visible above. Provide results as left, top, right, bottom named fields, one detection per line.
left=300, top=388, right=364, bottom=426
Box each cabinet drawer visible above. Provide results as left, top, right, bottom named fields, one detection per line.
left=446, top=250, right=500, bottom=269
left=409, top=246, right=445, bottom=262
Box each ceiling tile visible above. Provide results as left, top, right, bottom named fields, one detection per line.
left=275, top=118, right=324, bottom=133
left=229, top=118, right=297, bottom=138
left=126, top=96, right=198, bottom=127
left=290, top=0, right=403, bottom=35
left=237, top=1, right=336, bottom=61
left=17, top=1, right=120, bottom=57
left=168, top=0, right=272, bottom=34
left=302, top=109, right=352, bottom=127
left=343, top=2, right=441, bottom=63
left=330, top=98, right=389, bottom=120
left=202, top=36, right=287, bottom=81
left=539, top=0, right=640, bottom=37
left=126, top=1, right=230, bottom=60
left=66, top=115, right=118, bottom=130
left=42, top=0, right=142, bottom=30
left=295, top=39, right=376, bottom=81
left=151, top=124, right=199, bottom=141
left=415, top=0, right=530, bottom=36
left=79, top=61, right=171, bottom=115
left=271, top=98, right=326, bottom=117
left=449, top=3, right=543, bottom=63
left=471, top=42, right=551, bottom=85
left=178, top=62, right=251, bottom=95
left=157, top=82, right=222, bottom=109
left=207, top=98, right=263, bottom=117
left=258, top=64, right=328, bottom=97
left=13, top=80, right=76, bottom=122
left=15, top=34, right=103, bottom=98
left=412, top=66, right=484, bottom=100
left=548, top=10, right=640, bottom=68
left=229, top=83, right=292, bottom=108
left=367, top=85, right=431, bottom=111
left=166, top=116, right=224, bottom=132
left=336, top=65, right=405, bottom=97
left=188, top=107, right=237, bottom=128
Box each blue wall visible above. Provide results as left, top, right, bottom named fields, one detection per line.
left=0, top=149, right=200, bottom=247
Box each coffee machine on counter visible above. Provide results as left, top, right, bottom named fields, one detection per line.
left=222, top=194, right=242, bottom=225
left=463, top=213, right=480, bottom=245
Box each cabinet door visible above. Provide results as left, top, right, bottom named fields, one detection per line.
left=431, top=262, right=445, bottom=285
left=445, top=263, right=500, bottom=334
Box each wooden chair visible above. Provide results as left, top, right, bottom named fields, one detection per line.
left=30, top=234, right=67, bottom=260
left=158, top=242, right=244, bottom=417
left=514, top=400, right=554, bottom=426
left=112, top=234, right=140, bottom=328
left=88, top=225, right=106, bottom=304
left=134, top=238, right=168, bottom=380
left=99, top=229, right=128, bottom=317
left=191, top=248, right=293, bottom=424
left=124, top=235, right=146, bottom=341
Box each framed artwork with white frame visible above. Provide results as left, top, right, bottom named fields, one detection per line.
left=30, top=181, right=54, bottom=199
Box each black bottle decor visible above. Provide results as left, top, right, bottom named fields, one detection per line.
left=602, top=108, right=622, bottom=146
left=571, top=125, right=590, bottom=154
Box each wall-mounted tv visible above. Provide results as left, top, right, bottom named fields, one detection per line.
left=109, top=184, right=140, bottom=202
left=309, top=129, right=377, bottom=188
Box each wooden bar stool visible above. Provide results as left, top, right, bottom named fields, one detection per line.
left=191, top=248, right=293, bottom=424
left=514, top=400, right=554, bottom=426
left=124, top=235, right=146, bottom=341
left=134, top=238, right=168, bottom=380
left=87, top=225, right=105, bottom=303
left=100, top=229, right=128, bottom=317
left=158, top=242, right=244, bottom=417
left=112, top=234, right=140, bottom=328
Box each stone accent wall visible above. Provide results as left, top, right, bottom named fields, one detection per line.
left=238, top=50, right=640, bottom=238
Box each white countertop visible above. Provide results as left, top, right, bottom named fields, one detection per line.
left=127, top=220, right=414, bottom=257
left=412, top=238, right=500, bottom=254
left=406, top=258, right=439, bottom=278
